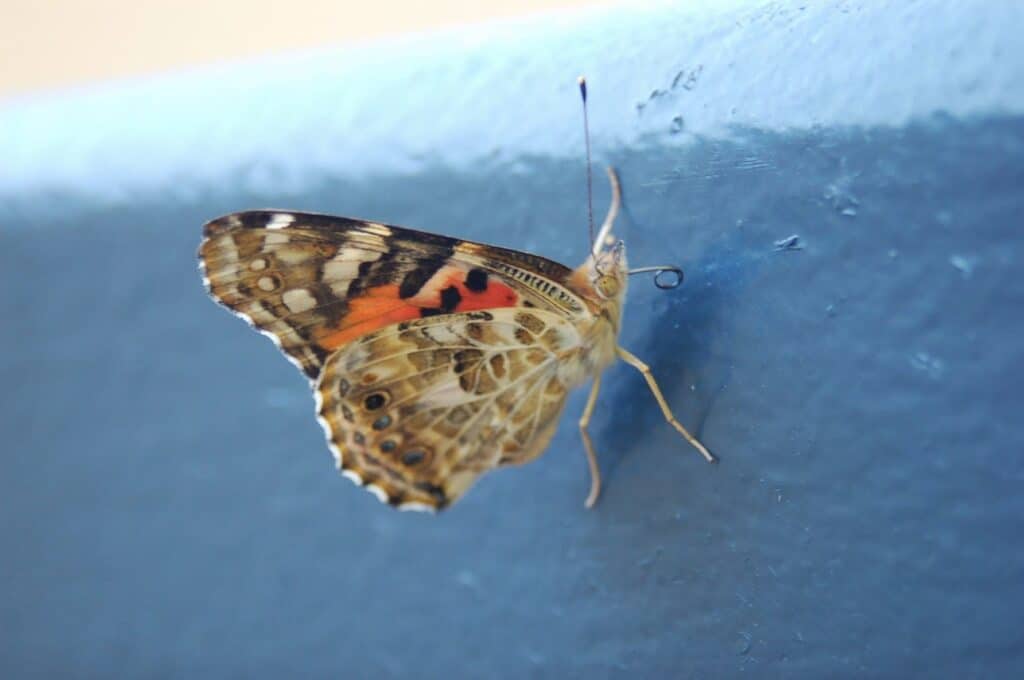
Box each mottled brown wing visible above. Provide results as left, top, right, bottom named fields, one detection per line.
left=314, top=307, right=586, bottom=511
left=199, top=211, right=588, bottom=382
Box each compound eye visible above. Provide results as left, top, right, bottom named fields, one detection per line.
left=595, top=274, right=619, bottom=298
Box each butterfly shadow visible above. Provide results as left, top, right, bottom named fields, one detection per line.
left=590, top=230, right=765, bottom=503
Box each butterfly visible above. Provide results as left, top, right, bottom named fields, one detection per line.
left=198, top=165, right=714, bottom=512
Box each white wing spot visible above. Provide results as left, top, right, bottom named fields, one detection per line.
left=275, top=247, right=311, bottom=266
left=325, top=249, right=382, bottom=279
left=282, top=288, right=317, bottom=314
left=243, top=302, right=276, bottom=324
left=211, top=234, right=240, bottom=267
left=257, top=276, right=277, bottom=292
left=281, top=352, right=306, bottom=373
left=250, top=258, right=268, bottom=271
left=362, top=222, right=393, bottom=237
left=423, top=325, right=462, bottom=344
left=366, top=484, right=389, bottom=503
left=326, top=440, right=344, bottom=467
left=398, top=502, right=436, bottom=513
left=315, top=400, right=345, bottom=467
left=257, top=328, right=283, bottom=349
left=267, top=213, right=295, bottom=229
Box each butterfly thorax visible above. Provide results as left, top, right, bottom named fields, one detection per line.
left=566, top=241, right=628, bottom=378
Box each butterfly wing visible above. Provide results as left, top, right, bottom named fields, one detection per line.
left=314, top=307, right=582, bottom=510
left=199, top=210, right=597, bottom=509
left=199, top=211, right=589, bottom=381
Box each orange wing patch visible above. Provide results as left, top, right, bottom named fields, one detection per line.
left=315, top=265, right=519, bottom=351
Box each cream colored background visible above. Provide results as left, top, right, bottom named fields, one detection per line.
left=1, top=0, right=604, bottom=97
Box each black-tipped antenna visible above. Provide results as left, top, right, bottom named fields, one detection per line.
left=628, top=265, right=684, bottom=290
left=578, top=76, right=595, bottom=254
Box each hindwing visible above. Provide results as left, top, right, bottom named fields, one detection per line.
left=314, top=308, right=583, bottom=510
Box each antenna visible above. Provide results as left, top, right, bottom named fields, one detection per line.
left=576, top=78, right=686, bottom=294
left=578, top=76, right=595, bottom=255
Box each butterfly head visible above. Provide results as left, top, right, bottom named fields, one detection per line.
left=589, top=234, right=628, bottom=301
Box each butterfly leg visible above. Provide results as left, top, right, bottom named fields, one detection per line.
left=578, top=373, right=604, bottom=508
left=615, top=346, right=716, bottom=463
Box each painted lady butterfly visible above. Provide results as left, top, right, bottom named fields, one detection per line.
left=198, top=83, right=713, bottom=512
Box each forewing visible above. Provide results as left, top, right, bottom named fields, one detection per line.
left=314, top=308, right=583, bottom=510
left=199, top=211, right=587, bottom=381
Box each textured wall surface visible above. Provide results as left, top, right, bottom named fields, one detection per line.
left=3, top=1, right=1023, bottom=677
